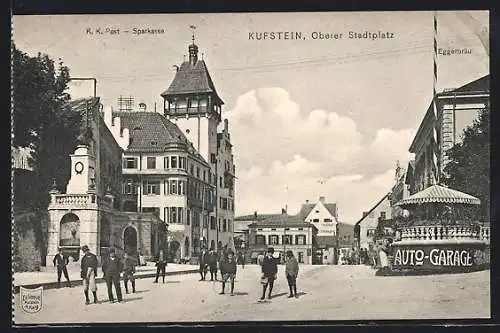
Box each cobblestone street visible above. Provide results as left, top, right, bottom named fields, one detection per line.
left=14, top=265, right=490, bottom=324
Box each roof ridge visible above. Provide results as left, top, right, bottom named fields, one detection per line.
left=354, top=193, right=390, bottom=226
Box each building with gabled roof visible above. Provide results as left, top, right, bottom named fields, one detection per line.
left=104, top=105, right=215, bottom=261
left=354, top=194, right=391, bottom=250
left=298, top=196, right=338, bottom=264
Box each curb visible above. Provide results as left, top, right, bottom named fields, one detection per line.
left=13, top=269, right=198, bottom=294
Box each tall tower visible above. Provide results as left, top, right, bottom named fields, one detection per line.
left=160, top=32, right=223, bottom=164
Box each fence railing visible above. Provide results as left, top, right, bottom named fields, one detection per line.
left=401, top=225, right=489, bottom=242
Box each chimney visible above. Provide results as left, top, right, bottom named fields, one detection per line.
left=281, top=208, right=287, bottom=215
left=305, top=199, right=309, bottom=204
left=224, top=119, right=229, bottom=132
left=319, top=196, right=325, bottom=204
left=138, top=103, right=146, bottom=112
left=254, top=211, right=258, bottom=219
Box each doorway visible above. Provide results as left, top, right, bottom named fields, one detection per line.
left=123, top=226, right=138, bottom=255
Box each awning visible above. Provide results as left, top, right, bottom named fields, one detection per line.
left=396, top=184, right=480, bottom=207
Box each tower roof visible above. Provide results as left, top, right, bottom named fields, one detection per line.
left=161, top=59, right=223, bottom=104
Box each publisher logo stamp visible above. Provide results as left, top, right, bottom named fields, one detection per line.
left=20, top=286, right=43, bottom=314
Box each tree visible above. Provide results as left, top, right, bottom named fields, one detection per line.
left=442, top=107, right=490, bottom=223
left=12, top=44, right=84, bottom=268
left=12, top=43, right=83, bottom=210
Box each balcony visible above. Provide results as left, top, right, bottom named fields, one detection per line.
left=398, top=225, right=490, bottom=244
left=49, top=193, right=112, bottom=210
left=122, top=168, right=188, bottom=176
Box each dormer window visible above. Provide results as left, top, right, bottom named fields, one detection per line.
left=150, top=141, right=158, bottom=146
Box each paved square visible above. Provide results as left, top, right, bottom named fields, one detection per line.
left=13, top=265, right=490, bottom=324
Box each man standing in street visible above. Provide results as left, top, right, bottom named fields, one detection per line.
left=80, top=245, right=98, bottom=305
left=53, top=247, right=71, bottom=288
left=102, top=248, right=123, bottom=303
left=122, top=253, right=137, bottom=294
left=207, top=248, right=218, bottom=281
left=260, top=247, right=279, bottom=300
left=285, top=250, right=299, bottom=298
left=198, top=247, right=209, bottom=281
left=154, top=249, right=167, bottom=283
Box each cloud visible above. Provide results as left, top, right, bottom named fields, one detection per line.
left=226, top=87, right=415, bottom=223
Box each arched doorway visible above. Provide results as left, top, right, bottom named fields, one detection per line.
left=184, top=237, right=190, bottom=258
left=123, top=226, right=138, bottom=255
left=59, top=213, right=80, bottom=261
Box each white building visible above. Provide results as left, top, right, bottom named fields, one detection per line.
left=299, top=196, right=338, bottom=264
left=354, top=194, right=391, bottom=250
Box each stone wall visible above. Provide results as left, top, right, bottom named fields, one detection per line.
left=13, top=227, right=41, bottom=272
left=12, top=211, right=49, bottom=272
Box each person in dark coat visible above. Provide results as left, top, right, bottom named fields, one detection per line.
left=102, top=248, right=123, bottom=303
left=80, top=245, right=98, bottom=305
left=207, top=248, right=218, bottom=281
left=154, top=249, right=167, bottom=283
left=53, top=248, right=72, bottom=288
left=219, top=250, right=237, bottom=295
left=260, top=247, right=279, bottom=300
left=122, top=253, right=137, bottom=294
left=285, top=250, right=299, bottom=298
left=198, top=247, right=209, bottom=281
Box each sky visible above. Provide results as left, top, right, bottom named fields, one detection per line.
left=13, top=11, right=489, bottom=223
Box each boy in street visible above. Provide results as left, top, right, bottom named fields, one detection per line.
left=207, top=248, right=218, bottom=281
left=260, top=247, right=279, bottom=300
left=102, top=248, right=124, bottom=303
left=53, top=247, right=72, bottom=288
left=154, top=249, right=167, bottom=283
left=285, top=250, right=299, bottom=298
left=219, top=250, right=237, bottom=296
left=123, top=253, right=137, bottom=294
left=80, top=245, right=98, bottom=305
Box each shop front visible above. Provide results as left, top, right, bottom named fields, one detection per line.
left=389, top=184, right=489, bottom=275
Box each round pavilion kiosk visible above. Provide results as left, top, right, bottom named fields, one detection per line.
left=390, top=184, right=490, bottom=274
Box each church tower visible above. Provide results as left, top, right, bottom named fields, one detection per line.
left=160, top=32, right=223, bottom=164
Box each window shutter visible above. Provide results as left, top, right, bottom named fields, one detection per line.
left=142, top=181, right=147, bottom=194
left=155, top=182, right=160, bottom=195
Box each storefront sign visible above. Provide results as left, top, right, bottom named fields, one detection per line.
left=393, top=248, right=473, bottom=267
left=391, top=243, right=486, bottom=271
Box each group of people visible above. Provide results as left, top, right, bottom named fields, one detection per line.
left=259, top=247, right=299, bottom=300
left=195, top=246, right=300, bottom=300
left=197, top=246, right=239, bottom=296
left=65, top=245, right=138, bottom=305
left=56, top=244, right=302, bottom=305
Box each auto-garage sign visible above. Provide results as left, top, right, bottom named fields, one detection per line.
left=393, top=247, right=473, bottom=267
